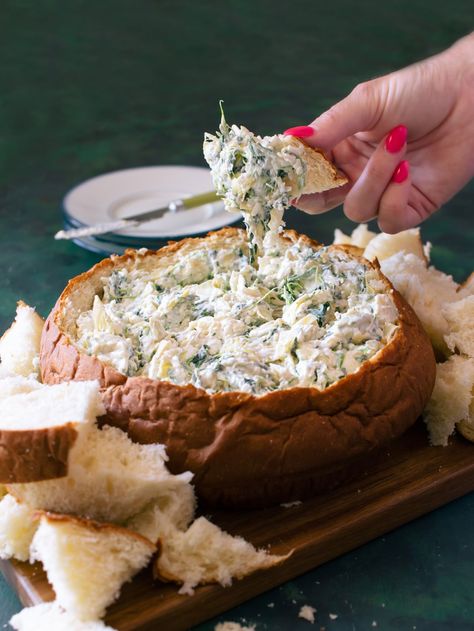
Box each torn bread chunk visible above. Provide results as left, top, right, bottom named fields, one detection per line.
left=443, top=295, right=474, bottom=357
left=127, top=482, right=196, bottom=543
left=424, top=355, right=474, bottom=446
left=333, top=224, right=376, bottom=249
left=380, top=252, right=459, bottom=355
left=30, top=512, right=155, bottom=621
left=0, top=494, right=38, bottom=561
left=9, top=602, right=117, bottom=631
left=0, top=301, right=44, bottom=378
left=154, top=516, right=288, bottom=595
left=0, top=379, right=103, bottom=483
left=9, top=424, right=193, bottom=524
left=363, top=228, right=427, bottom=264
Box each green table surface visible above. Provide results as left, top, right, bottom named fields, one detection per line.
left=0, top=1, right=473, bottom=629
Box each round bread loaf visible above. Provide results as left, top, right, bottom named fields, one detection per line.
left=40, top=228, right=436, bottom=507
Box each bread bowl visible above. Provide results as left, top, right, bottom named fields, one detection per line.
left=40, top=227, right=436, bottom=507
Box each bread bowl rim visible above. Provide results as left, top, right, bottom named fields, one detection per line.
left=46, top=226, right=406, bottom=401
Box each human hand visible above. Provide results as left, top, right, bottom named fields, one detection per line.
left=285, top=33, right=474, bottom=233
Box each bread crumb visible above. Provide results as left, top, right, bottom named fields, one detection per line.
left=267, top=602, right=274, bottom=608
left=215, top=623, right=256, bottom=631
left=329, top=613, right=338, bottom=620
left=280, top=501, right=303, bottom=508
left=298, top=605, right=316, bottom=623
left=372, top=622, right=378, bottom=627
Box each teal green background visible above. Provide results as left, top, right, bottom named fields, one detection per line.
left=0, top=1, right=473, bottom=629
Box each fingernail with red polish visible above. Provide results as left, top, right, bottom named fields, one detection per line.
left=283, top=125, right=314, bottom=138
left=385, top=125, right=407, bottom=153
left=392, top=160, right=409, bottom=183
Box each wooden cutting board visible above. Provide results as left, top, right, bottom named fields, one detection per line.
left=2, top=421, right=474, bottom=631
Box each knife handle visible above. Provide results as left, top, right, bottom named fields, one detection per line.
left=182, top=191, right=220, bottom=209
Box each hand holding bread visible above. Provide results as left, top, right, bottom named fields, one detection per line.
left=291, top=33, right=474, bottom=233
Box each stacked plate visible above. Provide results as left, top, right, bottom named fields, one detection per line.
left=61, top=166, right=241, bottom=255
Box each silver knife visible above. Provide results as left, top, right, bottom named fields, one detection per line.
left=55, top=191, right=220, bottom=240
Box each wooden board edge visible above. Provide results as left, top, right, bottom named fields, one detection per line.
left=0, top=560, right=47, bottom=608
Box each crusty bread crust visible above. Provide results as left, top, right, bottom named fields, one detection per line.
left=40, top=228, right=436, bottom=507
left=0, top=424, right=78, bottom=483
left=293, top=137, right=348, bottom=194
left=35, top=510, right=156, bottom=550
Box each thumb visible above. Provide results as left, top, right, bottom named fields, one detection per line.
left=305, top=81, right=382, bottom=151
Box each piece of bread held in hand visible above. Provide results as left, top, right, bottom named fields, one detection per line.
left=0, top=378, right=104, bottom=484
left=285, top=135, right=348, bottom=195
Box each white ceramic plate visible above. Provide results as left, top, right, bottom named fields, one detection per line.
left=63, top=166, right=240, bottom=238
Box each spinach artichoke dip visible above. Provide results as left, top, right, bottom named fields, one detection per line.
left=203, top=108, right=306, bottom=262
left=75, top=235, right=399, bottom=395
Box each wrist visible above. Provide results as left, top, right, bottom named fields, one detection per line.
left=442, top=32, right=474, bottom=77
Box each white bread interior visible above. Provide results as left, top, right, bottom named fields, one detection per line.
left=0, top=494, right=38, bottom=561
left=9, top=602, right=117, bottom=631
left=154, top=515, right=287, bottom=595
left=0, top=375, right=43, bottom=399
left=9, top=424, right=194, bottom=524
left=30, top=513, right=155, bottom=621
left=380, top=252, right=459, bottom=356
left=423, top=355, right=474, bottom=446
left=443, top=295, right=474, bottom=357
left=363, top=228, right=427, bottom=264
left=333, top=223, right=376, bottom=249
left=0, top=302, right=44, bottom=378
left=0, top=378, right=103, bottom=432
left=127, top=483, right=196, bottom=543
left=287, top=137, right=347, bottom=195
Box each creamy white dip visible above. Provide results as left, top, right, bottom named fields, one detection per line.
left=75, top=235, right=398, bottom=395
